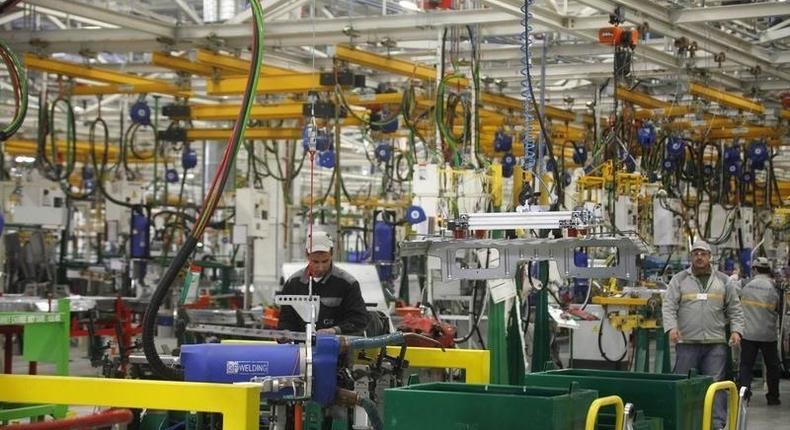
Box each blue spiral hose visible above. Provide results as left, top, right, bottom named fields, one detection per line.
left=520, top=0, right=536, bottom=170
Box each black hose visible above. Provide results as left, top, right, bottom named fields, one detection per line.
left=358, top=397, right=384, bottom=430
left=597, top=307, right=627, bottom=364
left=349, top=332, right=405, bottom=350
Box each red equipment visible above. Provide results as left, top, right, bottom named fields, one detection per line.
left=598, top=26, right=639, bottom=48
left=397, top=312, right=456, bottom=348
left=421, top=0, right=452, bottom=10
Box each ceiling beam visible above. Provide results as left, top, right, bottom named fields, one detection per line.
left=760, top=25, right=790, bottom=44
left=24, top=0, right=174, bottom=37
left=483, top=0, right=743, bottom=89
left=174, top=0, right=202, bottom=24
left=572, top=0, right=790, bottom=84
left=669, top=3, right=790, bottom=24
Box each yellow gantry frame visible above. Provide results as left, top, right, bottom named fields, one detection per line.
left=689, top=82, right=764, bottom=114
left=0, top=375, right=260, bottom=430
left=182, top=93, right=407, bottom=121
left=206, top=73, right=333, bottom=95
left=383, top=346, right=490, bottom=384
left=196, top=49, right=294, bottom=76
left=334, top=44, right=582, bottom=118
left=617, top=86, right=670, bottom=109
left=187, top=127, right=303, bottom=141
left=152, top=52, right=219, bottom=77
left=25, top=54, right=189, bottom=97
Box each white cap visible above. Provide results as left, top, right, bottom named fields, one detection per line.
left=752, top=257, right=771, bottom=269
left=306, top=231, right=333, bottom=254
left=691, top=239, right=711, bottom=253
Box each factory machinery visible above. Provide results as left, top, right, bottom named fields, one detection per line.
left=0, top=0, right=788, bottom=429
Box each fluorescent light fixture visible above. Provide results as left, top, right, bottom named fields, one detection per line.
left=399, top=0, right=421, bottom=11
left=14, top=156, right=35, bottom=164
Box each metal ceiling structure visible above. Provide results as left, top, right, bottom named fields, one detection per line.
left=0, top=0, right=789, bottom=190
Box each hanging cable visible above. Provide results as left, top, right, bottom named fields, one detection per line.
left=38, top=97, right=77, bottom=182
left=0, top=39, right=27, bottom=142
left=520, top=0, right=536, bottom=169
left=141, top=0, right=266, bottom=381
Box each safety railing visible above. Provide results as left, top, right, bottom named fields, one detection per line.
left=702, top=380, right=739, bottom=430
left=0, top=375, right=261, bottom=429
left=585, top=395, right=625, bottom=430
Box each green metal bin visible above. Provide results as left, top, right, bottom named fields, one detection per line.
left=524, top=369, right=711, bottom=430
left=384, top=382, right=598, bottom=430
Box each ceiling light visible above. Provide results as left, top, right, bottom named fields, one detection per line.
left=14, top=156, right=35, bottom=164
left=399, top=1, right=421, bottom=11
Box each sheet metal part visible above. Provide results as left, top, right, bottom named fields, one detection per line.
left=399, top=236, right=645, bottom=282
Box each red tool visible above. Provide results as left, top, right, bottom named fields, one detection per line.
left=398, top=312, right=456, bottom=348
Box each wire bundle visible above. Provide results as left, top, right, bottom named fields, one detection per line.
left=142, top=0, right=266, bottom=380
left=0, top=38, right=27, bottom=141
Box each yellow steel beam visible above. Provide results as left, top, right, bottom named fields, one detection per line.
left=689, top=82, right=764, bottom=114
left=616, top=86, right=669, bottom=109
left=592, top=296, right=649, bottom=306
left=206, top=73, right=332, bottom=95
left=187, top=128, right=302, bottom=141
left=634, top=105, right=693, bottom=119
left=71, top=83, right=191, bottom=97
left=25, top=54, right=161, bottom=86
left=152, top=52, right=217, bottom=77
left=189, top=103, right=304, bottom=121
left=479, top=92, right=521, bottom=111
left=188, top=93, right=408, bottom=121
left=0, top=375, right=260, bottom=430
left=544, top=106, right=577, bottom=122
left=344, top=92, right=407, bottom=106
left=334, top=44, right=436, bottom=81
left=333, top=44, right=531, bottom=113
left=383, top=346, right=490, bottom=384
left=698, top=126, right=781, bottom=139
left=196, top=49, right=294, bottom=76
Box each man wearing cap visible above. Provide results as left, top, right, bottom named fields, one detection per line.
left=277, top=231, right=369, bottom=335
left=663, top=239, right=745, bottom=430
left=738, top=257, right=782, bottom=405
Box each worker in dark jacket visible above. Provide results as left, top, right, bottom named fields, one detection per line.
left=277, top=231, right=369, bottom=335
left=663, top=239, right=744, bottom=430
left=738, top=257, right=782, bottom=405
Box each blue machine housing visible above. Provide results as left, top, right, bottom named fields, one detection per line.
left=373, top=219, right=395, bottom=282
left=130, top=101, right=151, bottom=126
left=180, top=336, right=340, bottom=406
left=739, top=248, right=752, bottom=278
left=130, top=208, right=150, bottom=259
left=405, top=205, right=427, bottom=225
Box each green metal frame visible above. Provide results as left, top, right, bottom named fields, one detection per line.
left=633, top=328, right=671, bottom=374
left=0, top=298, right=70, bottom=423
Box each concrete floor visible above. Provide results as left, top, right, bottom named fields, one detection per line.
left=743, top=379, right=789, bottom=429
left=4, top=339, right=790, bottom=429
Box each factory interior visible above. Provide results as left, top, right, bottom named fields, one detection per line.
left=1, top=0, right=790, bottom=429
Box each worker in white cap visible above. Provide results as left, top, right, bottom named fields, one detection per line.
left=662, top=239, right=744, bottom=430
left=738, top=257, right=782, bottom=405
left=277, top=231, right=369, bottom=335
